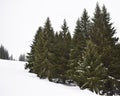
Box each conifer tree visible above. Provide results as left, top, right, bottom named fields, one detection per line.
left=77, top=40, right=107, bottom=94
left=49, top=32, right=61, bottom=81
left=24, top=4, right=120, bottom=94
left=9, top=55, right=13, bottom=60
left=0, top=45, right=9, bottom=60
left=67, top=9, right=91, bottom=81
left=55, top=19, right=71, bottom=83
left=19, top=54, right=26, bottom=61
left=40, top=17, right=55, bottom=80
left=25, top=27, right=43, bottom=72
left=91, top=3, right=118, bottom=56
left=26, top=18, right=55, bottom=81
left=90, top=3, right=119, bottom=95
left=34, top=18, right=55, bottom=80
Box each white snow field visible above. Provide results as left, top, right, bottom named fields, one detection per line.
left=0, top=59, right=99, bottom=96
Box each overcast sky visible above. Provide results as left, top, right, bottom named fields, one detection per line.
left=0, top=0, right=120, bottom=59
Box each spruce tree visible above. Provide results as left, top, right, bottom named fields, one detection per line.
left=19, top=54, right=26, bottom=61
left=41, top=17, right=55, bottom=80
left=9, top=55, right=13, bottom=60
left=77, top=40, right=107, bottom=94
left=26, top=18, right=55, bottom=81
left=0, top=45, right=9, bottom=60
left=48, top=32, right=62, bottom=83
left=55, top=19, right=71, bottom=84
left=67, top=9, right=91, bottom=81
left=25, top=27, right=43, bottom=72
left=90, top=3, right=119, bottom=95
left=24, top=5, right=120, bottom=94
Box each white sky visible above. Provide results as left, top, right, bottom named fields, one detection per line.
left=0, top=0, right=120, bottom=59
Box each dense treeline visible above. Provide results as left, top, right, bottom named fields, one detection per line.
left=25, top=3, right=120, bottom=96
left=0, top=45, right=9, bottom=60
left=0, top=45, right=25, bottom=61
left=0, top=45, right=15, bottom=60
left=19, top=54, right=26, bottom=61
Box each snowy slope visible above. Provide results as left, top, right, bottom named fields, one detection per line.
left=0, top=59, right=99, bottom=96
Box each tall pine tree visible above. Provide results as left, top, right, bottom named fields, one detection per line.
left=56, top=19, right=71, bottom=84
left=67, top=9, right=91, bottom=81
left=26, top=18, right=55, bottom=80
left=90, top=3, right=119, bottom=95
left=25, top=27, right=43, bottom=72
left=36, top=17, right=55, bottom=80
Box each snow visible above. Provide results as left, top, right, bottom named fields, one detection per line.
left=0, top=59, right=99, bottom=96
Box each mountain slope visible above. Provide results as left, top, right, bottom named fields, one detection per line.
left=0, top=59, right=99, bottom=96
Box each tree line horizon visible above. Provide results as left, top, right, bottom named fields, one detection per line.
left=0, top=44, right=26, bottom=61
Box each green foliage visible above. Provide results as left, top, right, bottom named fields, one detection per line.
left=54, top=20, right=71, bottom=83
left=76, top=40, right=107, bottom=94
left=67, top=9, right=91, bottom=81
left=90, top=3, right=119, bottom=95
left=25, top=27, right=43, bottom=72
left=25, top=3, right=120, bottom=95
left=26, top=18, right=55, bottom=80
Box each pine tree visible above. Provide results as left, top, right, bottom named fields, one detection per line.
left=67, top=9, right=91, bottom=81
left=102, top=43, right=120, bottom=95
left=90, top=3, right=102, bottom=47
left=25, top=27, right=43, bottom=72
left=26, top=18, right=55, bottom=81
left=0, top=45, right=9, bottom=60
left=40, top=17, right=55, bottom=80
left=55, top=19, right=71, bottom=84
left=51, top=32, right=62, bottom=80
left=91, top=3, right=118, bottom=56
left=90, top=3, right=119, bottom=95
left=9, top=55, right=13, bottom=60
left=19, top=54, right=26, bottom=61
left=24, top=4, right=120, bottom=94
left=77, top=40, right=107, bottom=94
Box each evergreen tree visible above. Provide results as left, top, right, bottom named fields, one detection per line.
left=77, top=40, right=107, bottom=94
left=9, top=55, right=13, bottom=60
left=67, top=9, right=91, bottom=81
left=26, top=18, right=67, bottom=81
left=25, top=27, right=43, bottom=72
left=51, top=32, right=62, bottom=79
left=90, top=3, right=119, bottom=95
left=40, top=17, right=55, bottom=80
left=90, top=3, right=102, bottom=46
left=19, top=54, right=26, bottom=61
left=0, top=45, right=9, bottom=60
left=26, top=17, right=55, bottom=80
left=91, top=3, right=118, bottom=55
left=25, top=4, right=120, bottom=95
left=55, top=19, right=71, bottom=83
left=102, top=43, right=120, bottom=95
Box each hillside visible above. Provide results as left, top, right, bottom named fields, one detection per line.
left=0, top=59, right=99, bottom=96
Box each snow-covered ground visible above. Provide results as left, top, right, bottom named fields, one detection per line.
left=0, top=59, right=99, bottom=96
